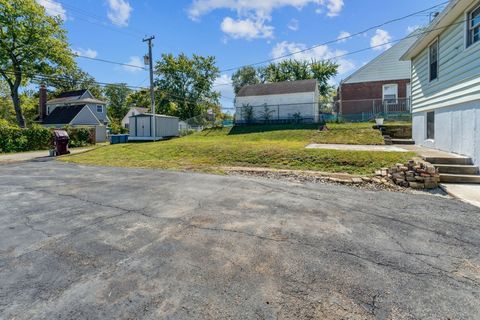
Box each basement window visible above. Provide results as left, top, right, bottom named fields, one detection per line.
left=467, top=4, right=480, bottom=47
left=426, top=111, right=435, bottom=140
left=429, top=39, right=439, bottom=82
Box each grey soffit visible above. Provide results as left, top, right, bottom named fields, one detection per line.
left=237, top=79, right=317, bottom=97
left=42, top=105, right=85, bottom=125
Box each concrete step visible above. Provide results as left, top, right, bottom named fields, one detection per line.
left=391, top=139, right=415, bottom=145
left=434, top=164, right=479, bottom=175
left=423, top=156, right=473, bottom=165
left=440, top=174, right=480, bottom=184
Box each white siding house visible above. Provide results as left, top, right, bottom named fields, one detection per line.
left=121, top=107, right=149, bottom=128
left=235, top=79, right=320, bottom=124
left=402, top=0, right=480, bottom=166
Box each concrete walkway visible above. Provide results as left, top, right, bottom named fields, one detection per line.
left=440, top=184, right=480, bottom=208
left=0, top=147, right=96, bottom=163
left=398, top=145, right=471, bottom=159
left=306, top=143, right=409, bottom=152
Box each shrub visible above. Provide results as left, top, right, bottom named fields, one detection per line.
left=0, top=123, right=95, bottom=153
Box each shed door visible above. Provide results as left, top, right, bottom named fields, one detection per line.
left=138, top=117, right=151, bottom=137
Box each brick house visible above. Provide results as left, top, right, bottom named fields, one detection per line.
left=337, top=31, right=421, bottom=116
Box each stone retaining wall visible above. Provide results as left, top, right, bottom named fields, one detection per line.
left=376, top=160, right=440, bottom=189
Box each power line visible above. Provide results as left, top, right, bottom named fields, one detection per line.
left=218, top=1, right=450, bottom=73
left=73, top=54, right=147, bottom=71
left=213, top=16, right=463, bottom=89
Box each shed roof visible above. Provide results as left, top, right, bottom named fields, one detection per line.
left=237, top=79, right=317, bottom=97
left=42, top=105, right=85, bottom=125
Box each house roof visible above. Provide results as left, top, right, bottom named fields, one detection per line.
left=133, top=107, right=149, bottom=114
left=56, top=89, right=88, bottom=98
left=47, top=89, right=106, bottom=105
left=237, top=79, right=317, bottom=97
left=401, top=0, right=472, bottom=60
left=42, top=105, right=85, bottom=125
left=342, top=30, right=421, bottom=84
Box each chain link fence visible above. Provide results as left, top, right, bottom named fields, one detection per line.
left=233, top=99, right=411, bottom=125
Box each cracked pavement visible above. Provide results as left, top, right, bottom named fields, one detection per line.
left=1, top=161, right=480, bottom=319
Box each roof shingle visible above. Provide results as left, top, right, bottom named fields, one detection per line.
left=237, top=79, right=317, bottom=97
left=42, top=105, right=85, bottom=125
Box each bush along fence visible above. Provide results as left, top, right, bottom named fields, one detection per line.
left=0, top=125, right=95, bottom=153
left=375, top=160, right=440, bottom=189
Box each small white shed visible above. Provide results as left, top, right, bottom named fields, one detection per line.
left=128, top=114, right=179, bottom=141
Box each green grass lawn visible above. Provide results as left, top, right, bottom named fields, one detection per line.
left=61, top=123, right=414, bottom=175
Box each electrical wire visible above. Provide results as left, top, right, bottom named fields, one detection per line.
left=218, top=1, right=450, bottom=73
left=213, top=16, right=465, bottom=88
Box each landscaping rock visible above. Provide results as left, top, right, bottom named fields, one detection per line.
left=375, top=159, right=440, bottom=190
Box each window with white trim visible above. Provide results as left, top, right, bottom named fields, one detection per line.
left=429, top=39, right=439, bottom=81
left=96, top=105, right=103, bottom=113
left=382, top=84, right=398, bottom=103
left=467, top=4, right=480, bottom=47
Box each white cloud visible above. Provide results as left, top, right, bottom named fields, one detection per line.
left=287, top=19, right=299, bottom=31
left=325, top=0, right=343, bottom=17
left=73, top=48, right=98, bottom=59
left=406, top=25, right=421, bottom=34
left=336, top=31, right=351, bottom=43
left=36, top=0, right=67, bottom=20
left=123, top=56, right=144, bottom=73
left=188, top=0, right=344, bottom=39
left=370, top=29, right=392, bottom=51
left=107, top=0, right=132, bottom=27
left=271, top=41, right=355, bottom=75
left=221, top=17, right=274, bottom=40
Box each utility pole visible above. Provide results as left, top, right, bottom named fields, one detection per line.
left=143, top=35, right=156, bottom=140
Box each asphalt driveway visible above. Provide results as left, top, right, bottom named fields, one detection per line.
left=1, top=161, right=479, bottom=319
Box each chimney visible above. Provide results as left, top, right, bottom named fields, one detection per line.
left=39, top=84, right=47, bottom=122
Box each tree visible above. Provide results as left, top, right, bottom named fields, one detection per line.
left=46, top=67, right=103, bottom=98
left=231, top=66, right=260, bottom=95
left=104, top=84, right=132, bottom=122
left=154, top=53, right=220, bottom=120
left=259, top=59, right=338, bottom=96
left=0, top=0, right=75, bottom=127
left=126, top=90, right=150, bottom=110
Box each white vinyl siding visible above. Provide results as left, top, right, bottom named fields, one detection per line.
left=411, top=10, right=480, bottom=112
left=343, top=34, right=418, bottom=84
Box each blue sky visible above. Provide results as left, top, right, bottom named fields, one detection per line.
left=36, top=0, right=448, bottom=111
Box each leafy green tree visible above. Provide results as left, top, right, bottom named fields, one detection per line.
left=259, top=59, right=338, bottom=96
left=0, top=0, right=75, bottom=127
left=104, top=84, right=132, bottom=123
left=126, top=90, right=150, bottom=110
left=231, top=66, right=260, bottom=95
left=46, top=67, right=103, bottom=99
left=154, top=53, right=220, bottom=120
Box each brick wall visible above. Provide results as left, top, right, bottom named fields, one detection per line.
left=338, top=79, right=410, bottom=114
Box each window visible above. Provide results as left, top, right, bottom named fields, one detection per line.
left=467, top=4, right=480, bottom=47
left=427, top=111, right=435, bottom=140
left=429, top=39, right=439, bottom=81
left=96, top=105, right=103, bottom=113
left=382, top=84, right=398, bottom=103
